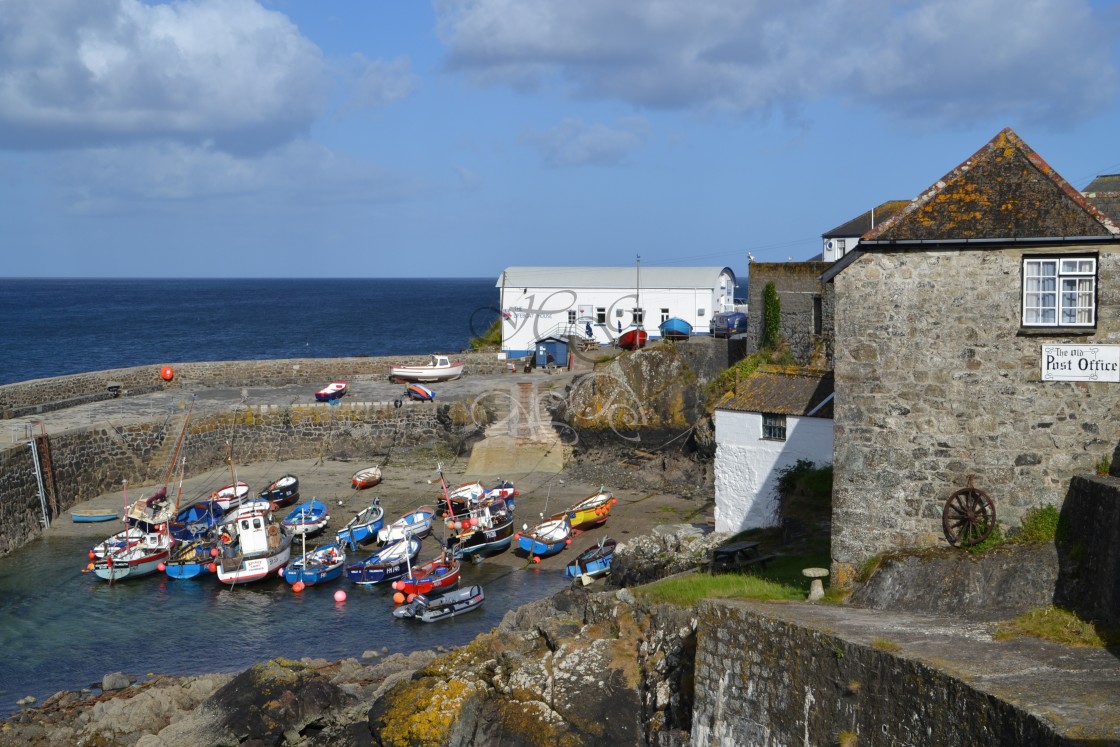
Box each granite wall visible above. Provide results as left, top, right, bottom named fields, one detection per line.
left=0, top=352, right=510, bottom=420
left=745, top=262, right=833, bottom=367
left=691, top=600, right=1092, bottom=747
left=0, top=399, right=486, bottom=555
left=831, top=246, right=1120, bottom=582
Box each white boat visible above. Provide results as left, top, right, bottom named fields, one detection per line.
left=209, top=481, right=250, bottom=511
left=388, top=354, right=464, bottom=383
left=377, top=506, right=435, bottom=544
left=352, top=466, right=383, bottom=490
left=216, top=511, right=294, bottom=585
left=91, top=530, right=173, bottom=582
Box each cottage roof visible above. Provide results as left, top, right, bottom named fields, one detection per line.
left=716, top=366, right=834, bottom=418
left=864, top=128, right=1120, bottom=242
left=497, top=266, right=735, bottom=290
left=1083, top=175, right=1120, bottom=225
left=822, top=200, right=909, bottom=239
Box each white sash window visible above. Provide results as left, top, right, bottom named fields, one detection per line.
left=1023, top=256, right=1096, bottom=327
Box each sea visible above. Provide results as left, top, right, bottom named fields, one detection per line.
left=0, top=277, right=572, bottom=715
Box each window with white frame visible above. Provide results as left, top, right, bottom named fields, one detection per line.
left=633, top=308, right=644, bottom=325
left=762, top=413, right=787, bottom=441
left=1022, top=256, right=1096, bottom=327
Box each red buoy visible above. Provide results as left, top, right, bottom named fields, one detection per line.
left=160, top=366, right=174, bottom=381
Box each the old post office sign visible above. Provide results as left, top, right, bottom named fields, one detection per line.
left=1040, top=345, right=1120, bottom=382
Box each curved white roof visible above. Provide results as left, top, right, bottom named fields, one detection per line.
left=497, top=266, right=735, bottom=290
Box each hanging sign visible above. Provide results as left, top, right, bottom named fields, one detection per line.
left=1040, top=345, right=1120, bottom=382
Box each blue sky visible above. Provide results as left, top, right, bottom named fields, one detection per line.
left=1, top=0, right=1119, bottom=279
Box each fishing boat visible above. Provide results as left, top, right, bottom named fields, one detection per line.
left=284, top=540, right=346, bottom=587
left=336, top=498, right=384, bottom=550
left=658, top=317, right=692, bottom=340
left=484, top=480, right=519, bottom=502
left=315, top=380, right=348, bottom=402
left=558, top=488, right=616, bottom=531
left=258, top=474, right=299, bottom=509
left=124, top=486, right=175, bottom=526
left=377, top=506, right=435, bottom=544
left=447, top=496, right=515, bottom=561
left=281, top=499, right=330, bottom=536
left=168, top=500, right=225, bottom=542
left=215, top=511, right=294, bottom=585
left=210, top=481, right=250, bottom=511
left=70, top=508, right=119, bottom=523
left=617, top=328, right=648, bottom=350
left=392, top=584, right=484, bottom=622
left=346, top=536, right=422, bottom=585
left=435, top=481, right=486, bottom=518
left=564, top=537, right=618, bottom=583
left=516, top=515, right=571, bottom=558
left=164, top=536, right=221, bottom=580
left=351, top=466, right=383, bottom=490
left=391, top=550, right=460, bottom=596
left=388, top=354, right=464, bottom=383
left=405, top=383, right=435, bottom=401
left=90, top=530, right=173, bottom=582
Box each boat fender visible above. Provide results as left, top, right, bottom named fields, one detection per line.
left=220, top=532, right=232, bottom=544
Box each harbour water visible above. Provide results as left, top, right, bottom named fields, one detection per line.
left=0, top=531, right=570, bottom=715
left=0, top=276, right=564, bottom=715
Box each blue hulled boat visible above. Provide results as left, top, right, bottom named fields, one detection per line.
left=284, top=541, right=346, bottom=586
left=336, top=498, right=384, bottom=550
left=164, top=537, right=220, bottom=580
left=565, top=537, right=618, bottom=582
left=516, top=515, right=571, bottom=558
left=658, top=317, right=692, bottom=340
left=346, top=536, right=422, bottom=585
left=169, top=500, right=224, bottom=542
left=281, top=499, right=329, bottom=536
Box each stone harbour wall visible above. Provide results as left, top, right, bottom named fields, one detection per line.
left=691, top=600, right=1085, bottom=747
left=0, top=399, right=486, bottom=555
left=0, top=352, right=510, bottom=420
left=831, top=246, right=1120, bottom=581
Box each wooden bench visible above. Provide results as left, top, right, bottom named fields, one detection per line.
left=708, top=541, right=776, bottom=573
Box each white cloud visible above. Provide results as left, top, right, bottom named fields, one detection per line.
left=337, top=54, right=419, bottom=116
left=0, top=0, right=330, bottom=153
left=435, top=0, right=1119, bottom=128
left=519, top=117, right=649, bottom=167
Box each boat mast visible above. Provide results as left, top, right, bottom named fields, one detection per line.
left=162, top=398, right=195, bottom=488
left=635, top=254, right=642, bottom=330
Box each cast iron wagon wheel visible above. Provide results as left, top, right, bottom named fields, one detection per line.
left=942, top=478, right=996, bottom=547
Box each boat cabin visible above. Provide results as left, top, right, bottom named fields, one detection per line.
left=237, top=514, right=271, bottom=554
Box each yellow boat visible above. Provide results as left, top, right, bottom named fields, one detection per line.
left=555, top=488, right=615, bottom=530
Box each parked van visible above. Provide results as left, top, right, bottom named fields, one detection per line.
left=711, top=311, right=748, bottom=338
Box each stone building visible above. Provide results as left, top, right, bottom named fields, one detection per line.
left=825, top=128, right=1120, bottom=583
left=744, top=262, right=832, bottom=366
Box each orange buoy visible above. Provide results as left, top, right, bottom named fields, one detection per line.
left=292, top=581, right=305, bottom=593
left=208, top=563, right=217, bottom=573
left=157, top=563, right=166, bottom=572
left=393, top=592, right=405, bottom=604
left=160, top=365, right=174, bottom=381
left=532, top=556, right=541, bottom=564
left=334, top=590, right=347, bottom=603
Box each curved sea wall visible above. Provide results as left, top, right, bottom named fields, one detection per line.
left=0, top=351, right=510, bottom=420
left=0, top=353, right=508, bottom=555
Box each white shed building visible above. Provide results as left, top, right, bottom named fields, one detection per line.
left=497, top=266, right=737, bottom=357
left=713, top=367, right=834, bottom=533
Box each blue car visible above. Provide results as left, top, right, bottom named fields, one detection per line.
left=711, top=311, right=748, bottom=338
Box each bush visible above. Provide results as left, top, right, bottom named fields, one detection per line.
left=1014, top=504, right=1061, bottom=544
left=762, top=281, right=780, bottom=350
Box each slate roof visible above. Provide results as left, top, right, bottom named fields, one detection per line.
left=864, top=128, right=1120, bottom=242
left=498, top=266, right=734, bottom=290
left=716, top=366, right=834, bottom=418
left=822, top=200, right=909, bottom=239
left=1083, top=175, right=1120, bottom=225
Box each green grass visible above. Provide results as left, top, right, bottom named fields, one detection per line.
left=994, top=606, right=1120, bottom=648
left=635, top=572, right=804, bottom=606
left=468, top=319, right=501, bottom=350
left=1012, top=504, right=1061, bottom=544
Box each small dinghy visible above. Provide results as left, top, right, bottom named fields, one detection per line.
left=392, top=584, right=484, bottom=623
left=377, top=506, right=435, bottom=544
left=565, top=537, right=618, bottom=584
left=315, top=380, right=348, bottom=402
left=70, top=509, right=119, bottom=523
left=284, top=541, right=346, bottom=587
left=405, top=383, right=435, bottom=401
left=281, top=499, right=330, bottom=536
left=258, top=474, right=299, bottom=509
left=351, top=466, right=383, bottom=490
left=557, top=488, right=615, bottom=531
left=516, top=515, right=571, bottom=558
left=209, top=482, right=250, bottom=511
left=336, top=498, right=384, bottom=550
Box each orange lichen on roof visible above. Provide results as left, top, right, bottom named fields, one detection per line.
left=717, top=366, right=834, bottom=417
left=865, top=128, right=1120, bottom=242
